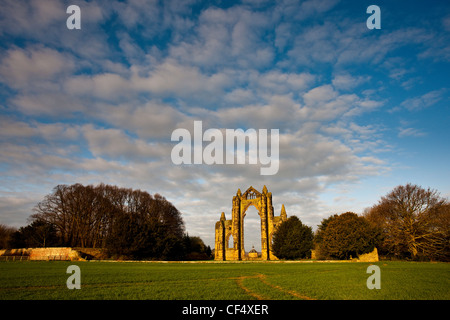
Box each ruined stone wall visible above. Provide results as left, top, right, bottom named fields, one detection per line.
left=310, top=247, right=379, bottom=262
left=215, top=186, right=287, bottom=261
left=0, top=247, right=82, bottom=261
left=357, top=247, right=379, bottom=262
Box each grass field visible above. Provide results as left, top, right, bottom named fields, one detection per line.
left=0, top=261, right=449, bottom=300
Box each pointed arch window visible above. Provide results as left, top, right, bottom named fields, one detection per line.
left=227, top=234, right=234, bottom=249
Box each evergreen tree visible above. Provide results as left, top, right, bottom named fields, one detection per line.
left=318, top=212, right=381, bottom=260
left=272, top=216, right=313, bottom=260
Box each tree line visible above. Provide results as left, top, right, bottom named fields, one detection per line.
left=272, top=183, right=449, bottom=261
left=0, top=183, right=211, bottom=260
left=1, top=182, right=448, bottom=261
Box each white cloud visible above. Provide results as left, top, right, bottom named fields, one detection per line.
left=0, top=0, right=65, bottom=36
left=303, top=85, right=337, bottom=106
left=0, top=193, right=41, bottom=227
left=0, top=117, right=79, bottom=142
left=65, top=73, right=130, bottom=100
left=398, top=127, right=426, bottom=138
left=332, top=73, right=370, bottom=91
left=129, top=59, right=232, bottom=100
left=101, top=100, right=190, bottom=139
left=255, top=70, right=315, bottom=94
left=170, top=5, right=275, bottom=69
left=83, top=124, right=170, bottom=162
left=0, top=46, right=74, bottom=89
left=11, top=92, right=86, bottom=116
left=297, top=0, right=340, bottom=19
left=302, top=87, right=363, bottom=121
left=400, top=89, right=446, bottom=111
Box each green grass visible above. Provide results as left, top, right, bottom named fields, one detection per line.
left=0, top=261, right=448, bottom=300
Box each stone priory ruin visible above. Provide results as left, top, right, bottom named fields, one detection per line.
left=214, top=186, right=287, bottom=261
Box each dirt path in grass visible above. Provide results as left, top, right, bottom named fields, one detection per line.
left=257, top=274, right=316, bottom=300
left=235, top=274, right=269, bottom=300
left=234, top=273, right=315, bottom=300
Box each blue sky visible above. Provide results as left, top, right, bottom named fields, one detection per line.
left=0, top=0, right=449, bottom=250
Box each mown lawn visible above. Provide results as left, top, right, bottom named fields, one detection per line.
left=0, top=261, right=448, bottom=300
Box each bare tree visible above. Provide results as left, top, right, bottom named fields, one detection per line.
left=365, top=183, right=449, bottom=261
left=30, top=183, right=185, bottom=259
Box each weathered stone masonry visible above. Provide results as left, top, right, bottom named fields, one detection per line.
left=214, top=186, right=287, bottom=261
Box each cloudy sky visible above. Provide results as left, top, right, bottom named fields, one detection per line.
left=1, top=0, right=449, bottom=251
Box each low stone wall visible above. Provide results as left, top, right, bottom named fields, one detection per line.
left=74, top=247, right=107, bottom=260
left=311, top=247, right=379, bottom=262
left=357, top=247, right=379, bottom=262
left=0, top=247, right=82, bottom=261
left=0, top=248, right=28, bottom=256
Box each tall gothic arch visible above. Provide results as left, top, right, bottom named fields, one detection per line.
left=214, top=185, right=287, bottom=261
